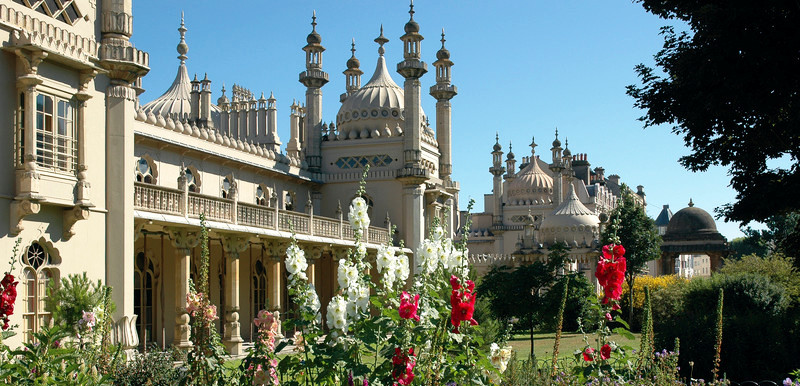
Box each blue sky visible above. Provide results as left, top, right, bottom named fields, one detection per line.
left=131, top=0, right=754, bottom=240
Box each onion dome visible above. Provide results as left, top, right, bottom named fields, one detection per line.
left=506, top=157, right=554, bottom=205
left=492, top=134, right=502, bottom=152
left=336, top=26, right=426, bottom=135
left=436, top=29, right=451, bottom=60
left=539, top=184, right=600, bottom=245
left=404, top=1, right=420, bottom=33
left=346, top=39, right=360, bottom=69
left=552, top=129, right=562, bottom=148
left=563, top=139, right=572, bottom=157
left=307, top=11, right=322, bottom=44
left=507, top=142, right=515, bottom=159
left=142, top=16, right=221, bottom=124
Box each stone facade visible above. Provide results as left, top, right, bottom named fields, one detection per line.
left=0, top=1, right=458, bottom=352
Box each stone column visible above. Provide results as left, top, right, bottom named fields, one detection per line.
left=221, top=235, right=249, bottom=355
left=266, top=241, right=287, bottom=311
left=168, top=228, right=199, bottom=349
left=402, top=183, right=425, bottom=277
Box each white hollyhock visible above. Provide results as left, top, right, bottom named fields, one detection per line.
left=394, top=254, right=410, bottom=283
left=337, top=259, right=360, bottom=290
left=326, top=295, right=349, bottom=331
left=376, top=245, right=395, bottom=273
left=348, top=197, right=370, bottom=233
left=285, top=245, right=308, bottom=281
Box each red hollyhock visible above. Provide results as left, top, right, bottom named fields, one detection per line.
left=0, top=273, right=19, bottom=330
left=398, top=291, right=420, bottom=322
left=583, top=347, right=595, bottom=362
left=595, top=244, right=627, bottom=304
left=449, top=275, right=478, bottom=332
left=600, top=344, right=612, bottom=360
left=391, top=347, right=416, bottom=385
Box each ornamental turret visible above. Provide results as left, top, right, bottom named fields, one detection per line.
left=299, top=11, right=328, bottom=172
left=489, top=134, right=505, bottom=224
left=341, top=39, right=363, bottom=102
left=397, top=0, right=428, bottom=179
left=505, top=142, right=516, bottom=179
left=549, top=129, right=565, bottom=206
left=430, top=29, right=457, bottom=180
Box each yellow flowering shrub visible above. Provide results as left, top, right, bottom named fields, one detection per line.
left=621, top=275, right=686, bottom=308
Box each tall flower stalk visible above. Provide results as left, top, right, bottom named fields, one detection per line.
left=712, top=288, right=724, bottom=381
left=551, top=278, right=569, bottom=377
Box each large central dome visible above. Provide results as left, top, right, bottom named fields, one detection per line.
left=336, top=52, right=426, bottom=138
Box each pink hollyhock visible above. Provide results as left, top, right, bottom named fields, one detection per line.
left=605, top=312, right=613, bottom=321
left=398, top=292, right=421, bottom=322
left=583, top=347, right=595, bottom=362
left=600, top=344, right=612, bottom=360
left=0, top=273, right=19, bottom=330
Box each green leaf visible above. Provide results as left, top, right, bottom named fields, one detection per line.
left=613, top=327, right=635, bottom=340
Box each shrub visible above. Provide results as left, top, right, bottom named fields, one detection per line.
left=46, top=273, right=113, bottom=333
left=113, top=347, right=186, bottom=386
left=619, top=275, right=686, bottom=331
left=542, top=273, right=593, bottom=332
left=655, top=273, right=793, bottom=381
left=718, top=254, right=800, bottom=304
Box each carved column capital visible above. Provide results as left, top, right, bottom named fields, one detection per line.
left=221, top=234, right=249, bottom=259
left=167, top=227, right=200, bottom=252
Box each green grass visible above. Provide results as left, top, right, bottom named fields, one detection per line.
left=507, top=331, right=641, bottom=361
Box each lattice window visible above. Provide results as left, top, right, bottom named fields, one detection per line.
left=12, top=0, right=83, bottom=25
left=221, top=177, right=232, bottom=199
left=252, top=259, right=268, bottom=315
left=135, top=157, right=155, bottom=184
left=134, top=252, right=156, bottom=348
left=20, top=242, right=57, bottom=342
left=334, top=154, right=393, bottom=169
left=256, top=185, right=269, bottom=206
left=35, top=93, right=77, bottom=173
left=184, top=167, right=199, bottom=193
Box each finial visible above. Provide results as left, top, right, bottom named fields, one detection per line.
left=177, top=11, right=189, bottom=64
left=269, top=91, right=275, bottom=100
left=496, top=132, right=499, bottom=143
left=441, top=28, right=446, bottom=48
left=409, top=0, right=415, bottom=19
left=375, top=25, right=389, bottom=56
left=688, top=198, right=694, bottom=207
left=555, top=127, right=559, bottom=140
left=311, top=10, right=317, bottom=31
left=221, top=83, right=226, bottom=94
left=530, top=136, right=538, bottom=154
left=565, top=138, right=569, bottom=149
left=351, top=38, right=356, bottom=56
left=202, top=72, right=208, bottom=81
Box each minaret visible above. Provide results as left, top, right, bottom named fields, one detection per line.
left=562, top=138, right=573, bottom=181
left=505, top=141, right=516, bottom=180
left=299, top=11, right=329, bottom=172
left=397, top=1, right=428, bottom=176
left=341, top=38, right=363, bottom=102
left=430, top=29, right=457, bottom=181
left=489, top=134, right=506, bottom=225
left=549, top=129, right=564, bottom=205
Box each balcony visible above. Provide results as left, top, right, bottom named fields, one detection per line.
left=134, top=182, right=391, bottom=245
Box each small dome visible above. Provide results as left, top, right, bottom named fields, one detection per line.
left=665, top=205, right=718, bottom=236
left=436, top=47, right=450, bottom=60
left=507, top=158, right=554, bottom=203
left=552, top=137, right=561, bottom=148
left=507, top=150, right=515, bottom=160
left=493, top=141, right=502, bottom=152
left=307, top=31, right=322, bottom=45
left=347, top=56, right=360, bottom=69
left=563, top=147, right=571, bottom=157
left=404, top=20, right=420, bottom=34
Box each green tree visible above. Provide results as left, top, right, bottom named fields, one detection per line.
left=601, top=185, right=661, bottom=322
left=477, top=242, right=570, bottom=359
left=741, top=212, right=800, bottom=262
left=626, top=1, right=800, bottom=233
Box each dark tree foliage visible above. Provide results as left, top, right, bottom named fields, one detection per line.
left=627, top=1, right=800, bottom=228
left=477, top=243, right=570, bottom=358
left=742, top=212, right=800, bottom=261
left=601, top=185, right=661, bottom=322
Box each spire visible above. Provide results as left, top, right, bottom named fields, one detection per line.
left=311, top=10, right=317, bottom=31
left=177, top=11, right=188, bottom=64
left=375, top=25, right=389, bottom=56
left=688, top=198, right=694, bottom=207
left=530, top=136, right=538, bottom=155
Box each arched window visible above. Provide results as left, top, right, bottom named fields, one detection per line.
left=134, top=251, right=156, bottom=348
left=185, top=167, right=199, bottom=193
left=20, top=241, right=58, bottom=342
left=135, top=157, right=156, bottom=184
left=221, top=177, right=232, bottom=199
left=256, top=185, right=268, bottom=206
left=253, top=259, right=268, bottom=315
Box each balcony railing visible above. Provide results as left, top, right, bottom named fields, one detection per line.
left=134, top=182, right=391, bottom=244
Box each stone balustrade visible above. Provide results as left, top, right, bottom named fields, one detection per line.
left=134, top=182, right=390, bottom=244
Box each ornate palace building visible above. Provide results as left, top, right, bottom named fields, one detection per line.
left=466, top=133, right=646, bottom=281
left=0, top=1, right=459, bottom=353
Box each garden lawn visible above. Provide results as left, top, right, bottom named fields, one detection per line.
left=507, top=332, right=641, bottom=361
